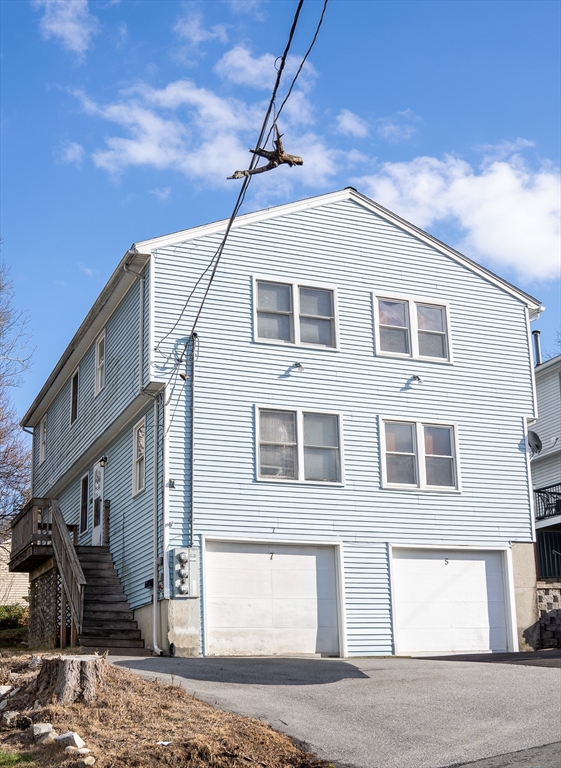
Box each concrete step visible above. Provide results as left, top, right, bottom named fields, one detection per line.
left=79, top=637, right=146, bottom=649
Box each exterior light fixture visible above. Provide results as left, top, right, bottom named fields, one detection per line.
left=294, top=362, right=304, bottom=371
left=411, top=375, right=422, bottom=384
left=99, top=455, right=108, bottom=467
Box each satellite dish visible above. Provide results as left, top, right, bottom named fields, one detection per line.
left=528, top=430, right=542, bottom=456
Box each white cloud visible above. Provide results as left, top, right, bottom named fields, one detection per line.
left=79, top=262, right=98, bottom=277
left=215, top=44, right=317, bottom=91
left=32, top=0, right=99, bottom=60
left=60, top=141, right=85, bottom=167
left=226, top=0, right=266, bottom=15
left=375, top=110, right=421, bottom=143
left=355, top=147, right=560, bottom=281
left=335, top=109, right=369, bottom=138
left=174, top=9, right=227, bottom=47
left=151, top=187, right=171, bottom=201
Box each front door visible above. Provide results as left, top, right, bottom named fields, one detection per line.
left=92, top=461, right=104, bottom=546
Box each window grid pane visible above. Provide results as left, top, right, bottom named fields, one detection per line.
left=424, top=425, right=455, bottom=487
left=379, top=300, right=410, bottom=354
left=257, top=282, right=294, bottom=342
left=299, top=288, right=335, bottom=347
left=260, top=410, right=298, bottom=479
left=385, top=422, right=417, bottom=485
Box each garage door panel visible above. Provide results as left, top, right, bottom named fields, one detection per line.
left=206, top=541, right=340, bottom=656
left=208, top=597, right=273, bottom=628
left=392, top=548, right=508, bottom=654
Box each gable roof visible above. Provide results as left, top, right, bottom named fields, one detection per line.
left=22, top=187, right=542, bottom=427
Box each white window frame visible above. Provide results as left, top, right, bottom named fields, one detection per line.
left=255, top=405, right=344, bottom=485
left=373, top=293, right=453, bottom=363
left=380, top=415, right=461, bottom=492
left=70, top=367, right=79, bottom=426
left=95, top=330, right=106, bottom=396
left=39, top=416, right=47, bottom=465
left=132, top=417, right=146, bottom=496
left=253, top=276, right=340, bottom=351
left=79, top=472, right=89, bottom=535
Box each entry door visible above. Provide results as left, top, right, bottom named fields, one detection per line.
left=92, top=461, right=104, bottom=546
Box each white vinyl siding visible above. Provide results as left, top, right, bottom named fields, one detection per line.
left=95, top=331, right=106, bottom=396
left=258, top=408, right=342, bottom=483
left=255, top=278, right=337, bottom=349
left=375, top=295, right=451, bottom=361
left=382, top=419, right=458, bottom=490
left=133, top=418, right=145, bottom=496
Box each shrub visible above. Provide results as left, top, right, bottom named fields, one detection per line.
left=0, top=605, right=27, bottom=630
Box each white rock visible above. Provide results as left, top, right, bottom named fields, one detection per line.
left=55, top=731, right=86, bottom=749
left=33, top=723, right=55, bottom=739
left=77, top=748, right=92, bottom=755
left=0, top=686, right=12, bottom=696
left=38, top=732, right=56, bottom=746
left=77, top=758, right=96, bottom=767
left=1, top=711, right=19, bottom=726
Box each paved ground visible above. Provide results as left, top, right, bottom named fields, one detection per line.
left=113, top=654, right=561, bottom=768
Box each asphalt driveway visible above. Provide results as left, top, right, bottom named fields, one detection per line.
left=113, top=654, right=561, bottom=768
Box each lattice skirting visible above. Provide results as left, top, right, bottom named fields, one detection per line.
left=28, top=563, right=71, bottom=649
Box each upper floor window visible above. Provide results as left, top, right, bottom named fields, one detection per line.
left=95, top=331, right=106, bottom=396
left=255, top=280, right=337, bottom=349
left=375, top=296, right=451, bottom=361
left=258, top=407, right=342, bottom=483
left=70, top=369, right=79, bottom=425
left=39, top=416, right=47, bottom=465
left=133, top=418, right=145, bottom=496
left=382, top=419, right=458, bottom=490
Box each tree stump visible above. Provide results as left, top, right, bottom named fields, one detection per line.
left=36, top=655, right=106, bottom=704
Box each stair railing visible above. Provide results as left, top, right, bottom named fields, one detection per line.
left=50, top=499, right=86, bottom=645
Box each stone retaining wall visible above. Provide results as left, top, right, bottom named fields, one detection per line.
left=537, top=581, right=561, bottom=649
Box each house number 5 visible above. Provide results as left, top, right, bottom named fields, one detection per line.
left=444, top=558, right=449, bottom=565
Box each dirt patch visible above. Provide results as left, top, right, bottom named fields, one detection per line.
left=0, top=654, right=332, bottom=767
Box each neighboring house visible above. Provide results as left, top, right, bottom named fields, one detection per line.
left=10, top=188, right=543, bottom=656
left=0, top=543, right=28, bottom=606
left=530, top=347, right=561, bottom=579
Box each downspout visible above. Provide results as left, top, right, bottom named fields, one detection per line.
left=123, top=256, right=145, bottom=395
left=190, top=335, right=197, bottom=547
left=152, top=395, right=163, bottom=656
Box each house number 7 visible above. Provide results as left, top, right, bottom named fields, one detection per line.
left=444, top=558, right=449, bottom=565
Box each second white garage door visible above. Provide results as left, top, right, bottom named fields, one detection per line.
left=392, top=548, right=510, bottom=655
left=205, top=541, right=340, bottom=656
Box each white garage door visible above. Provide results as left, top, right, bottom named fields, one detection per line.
left=205, top=541, right=340, bottom=656
left=392, top=548, right=509, bottom=654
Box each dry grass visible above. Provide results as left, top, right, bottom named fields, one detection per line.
left=0, top=654, right=332, bottom=768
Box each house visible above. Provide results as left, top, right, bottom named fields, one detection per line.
left=529, top=344, right=561, bottom=647
left=10, top=187, right=543, bottom=656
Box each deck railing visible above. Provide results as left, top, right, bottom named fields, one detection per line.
left=10, top=498, right=53, bottom=560
left=50, top=500, right=86, bottom=645
left=534, top=484, right=561, bottom=521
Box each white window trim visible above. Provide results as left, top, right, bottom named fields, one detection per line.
left=252, top=276, right=340, bottom=351
left=70, top=366, right=79, bottom=426
left=39, top=416, right=47, bottom=465
left=95, top=330, right=106, bottom=397
left=379, top=415, right=461, bottom=492
left=132, top=417, right=146, bottom=497
left=79, top=472, right=89, bottom=536
left=255, top=404, right=345, bottom=485
left=373, top=292, right=453, bottom=363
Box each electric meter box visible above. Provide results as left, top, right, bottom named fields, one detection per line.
left=171, top=548, right=200, bottom=598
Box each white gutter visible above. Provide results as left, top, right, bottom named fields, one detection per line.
left=152, top=396, right=163, bottom=656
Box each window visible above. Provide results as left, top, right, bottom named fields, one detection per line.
left=383, top=420, right=458, bottom=490
left=256, top=280, right=337, bottom=348
left=133, top=419, right=145, bottom=495
left=95, top=332, right=106, bottom=395
left=80, top=474, right=89, bottom=534
left=258, top=408, right=342, bottom=483
left=375, top=296, right=450, bottom=361
left=70, top=369, right=79, bottom=424
left=39, top=416, right=47, bottom=465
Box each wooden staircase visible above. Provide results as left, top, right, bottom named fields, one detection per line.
left=76, top=546, right=149, bottom=655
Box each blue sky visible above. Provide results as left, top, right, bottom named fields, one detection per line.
left=1, top=0, right=560, bottom=419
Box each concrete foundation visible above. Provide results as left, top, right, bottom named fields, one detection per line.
left=135, top=598, right=200, bottom=656
left=511, top=542, right=539, bottom=651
